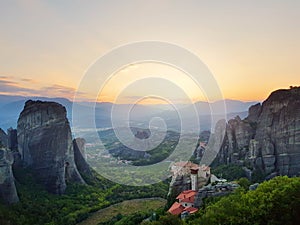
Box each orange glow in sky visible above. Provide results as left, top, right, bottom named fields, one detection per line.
left=0, top=1, right=299, bottom=104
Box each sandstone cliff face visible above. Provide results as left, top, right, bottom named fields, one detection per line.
left=0, top=148, right=19, bottom=204
left=73, top=138, right=93, bottom=178
left=215, top=116, right=255, bottom=166
left=17, top=100, right=85, bottom=194
left=168, top=175, right=191, bottom=197
left=7, top=128, right=18, bottom=151
left=0, top=128, right=8, bottom=148
left=215, top=87, right=300, bottom=177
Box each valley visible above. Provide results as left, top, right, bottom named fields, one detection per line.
left=0, top=87, right=300, bottom=225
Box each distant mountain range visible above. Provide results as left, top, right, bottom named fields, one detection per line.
left=0, top=94, right=257, bottom=131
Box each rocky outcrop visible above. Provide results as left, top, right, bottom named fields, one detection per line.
left=135, top=130, right=150, bottom=139
left=214, top=116, right=255, bottom=166
left=193, top=131, right=210, bottom=160
left=215, top=87, right=300, bottom=177
left=6, top=128, right=22, bottom=169
left=17, top=100, right=85, bottom=194
left=7, top=128, right=18, bottom=151
left=247, top=103, right=262, bottom=123
left=168, top=175, right=191, bottom=197
left=194, top=182, right=239, bottom=208
left=73, top=138, right=93, bottom=178
left=0, top=128, right=8, bottom=148
left=0, top=148, right=19, bottom=204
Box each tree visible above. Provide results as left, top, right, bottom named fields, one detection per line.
left=237, top=177, right=251, bottom=190
left=186, top=176, right=300, bottom=225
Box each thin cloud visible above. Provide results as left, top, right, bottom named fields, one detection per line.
left=0, top=78, right=38, bottom=94
left=0, top=77, right=87, bottom=100
left=39, top=84, right=87, bottom=99
left=0, top=79, right=18, bottom=86
left=20, top=78, right=34, bottom=82
left=0, top=76, right=10, bottom=79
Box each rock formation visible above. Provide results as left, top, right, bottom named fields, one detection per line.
left=194, top=182, right=239, bottom=208
left=17, top=100, right=85, bottom=194
left=168, top=174, right=192, bottom=197
left=6, top=128, right=22, bottom=169
left=135, top=130, right=150, bottom=139
left=0, top=128, right=8, bottom=148
left=7, top=128, right=18, bottom=151
left=73, top=138, right=93, bottom=178
left=0, top=148, right=19, bottom=204
left=215, top=87, right=300, bottom=177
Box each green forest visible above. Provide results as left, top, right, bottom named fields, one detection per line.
left=1, top=164, right=300, bottom=224
left=0, top=167, right=169, bottom=225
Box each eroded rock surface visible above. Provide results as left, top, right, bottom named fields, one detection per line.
left=17, top=100, right=85, bottom=194
left=215, top=87, right=300, bottom=177
left=0, top=148, right=19, bottom=204
left=0, top=128, right=8, bottom=148
left=73, top=138, right=93, bottom=178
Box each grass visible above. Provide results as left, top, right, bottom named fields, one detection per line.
left=77, top=198, right=166, bottom=225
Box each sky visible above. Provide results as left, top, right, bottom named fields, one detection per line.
left=0, top=0, right=299, bottom=104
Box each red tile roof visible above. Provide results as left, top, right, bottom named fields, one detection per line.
left=199, top=164, right=210, bottom=171
left=173, top=161, right=199, bottom=168
left=184, top=206, right=198, bottom=214
left=191, top=166, right=199, bottom=170
left=181, top=196, right=195, bottom=203
left=176, top=190, right=197, bottom=203
left=199, top=142, right=206, bottom=148
left=168, top=202, right=185, bottom=215
left=168, top=190, right=199, bottom=216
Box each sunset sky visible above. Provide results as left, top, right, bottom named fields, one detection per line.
left=1, top=0, right=299, bottom=104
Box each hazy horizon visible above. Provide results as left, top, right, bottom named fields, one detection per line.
left=0, top=92, right=260, bottom=105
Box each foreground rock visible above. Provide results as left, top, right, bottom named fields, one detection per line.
left=215, top=87, right=300, bottom=177
left=17, top=100, right=85, bottom=194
